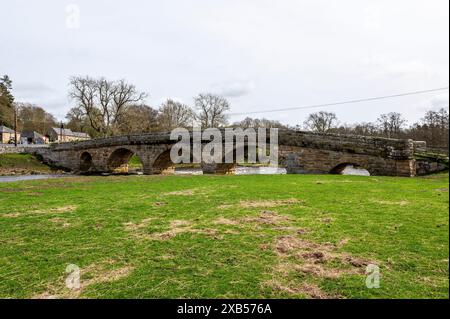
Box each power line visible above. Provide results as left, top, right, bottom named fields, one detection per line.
left=227, top=86, right=449, bottom=117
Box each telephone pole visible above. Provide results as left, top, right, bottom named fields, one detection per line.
left=13, top=104, right=18, bottom=146
left=60, top=121, right=64, bottom=143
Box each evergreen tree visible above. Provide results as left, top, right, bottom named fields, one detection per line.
left=0, top=75, right=14, bottom=127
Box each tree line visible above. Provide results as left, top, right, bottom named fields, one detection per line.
left=0, top=74, right=448, bottom=151
left=298, top=110, right=449, bottom=151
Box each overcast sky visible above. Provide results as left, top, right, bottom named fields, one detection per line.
left=1, top=0, right=449, bottom=126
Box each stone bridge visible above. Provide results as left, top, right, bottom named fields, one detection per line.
left=29, top=130, right=421, bottom=177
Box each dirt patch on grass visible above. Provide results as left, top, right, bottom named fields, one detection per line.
left=319, top=217, right=334, bottom=224
left=213, top=211, right=295, bottom=230
left=32, top=261, right=134, bottom=299
left=125, top=217, right=237, bottom=241
left=2, top=212, right=21, bottom=218
left=4, top=205, right=78, bottom=218
left=243, top=210, right=293, bottom=225
left=144, top=220, right=195, bottom=240
left=265, top=279, right=332, bottom=299
left=32, top=205, right=78, bottom=215
left=274, top=235, right=372, bottom=270
left=273, top=226, right=309, bottom=235
left=213, top=217, right=240, bottom=226
left=165, top=189, right=195, bottom=196
left=219, top=198, right=303, bottom=210
left=81, top=265, right=133, bottom=288
left=371, top=199, right=409, bottom=206
left=123, top=217, right=154, bottom=232
left=267, top=235, right=374, bottom=298
left=50, top=217, right=71, bottom=228
left=149, top=220, right=225, bottom=240
left=163, top=187, right=213, bottom=197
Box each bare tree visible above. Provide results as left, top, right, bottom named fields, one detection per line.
left=351, top=122, right=379, bottom=136
left=194, top=93, right=230, bottom=128
left=377, top=112, right=406, bottom=138
left=69, top=76, right=147, bottom=136
left=65, top=107, right=96, bottom=136
left=16, top=103, right=57, bottom=134
left=303, top=111, right=338, bottom=133
left=232, top=117, right=287, bottom=129
left=409, top=108, right=449, bottom=149
left=116, top=104, right=159, bottom=134
left=158, top=99, right=196, bottom=130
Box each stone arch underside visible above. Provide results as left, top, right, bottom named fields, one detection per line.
left=151, top=148, right=176, bottom=174
left=329, top=162, right=370, bottom=175
left=106, top=147, right=144, bottom=174
left=79, top=151, right=93, bottom=172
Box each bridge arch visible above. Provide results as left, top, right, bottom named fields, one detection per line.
left=107, top=147, right=144, bottom=174
left=151, top=148, right=176, bottom=174
left=330, top=162, right=371, bottom=176
left=79, top=152, right=93, bottom=172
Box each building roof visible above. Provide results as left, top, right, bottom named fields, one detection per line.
left=71, top=131, right=90, bottom=138
left=0, top=125, right=15, bottom=133
left=21, top=130, right=45, bottom=139
left=50, top=127, right=90, bottom=138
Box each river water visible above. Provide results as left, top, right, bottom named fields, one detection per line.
left=0, top=174, right=68, bottom=183
left=0, top=165, right=369, bottom=183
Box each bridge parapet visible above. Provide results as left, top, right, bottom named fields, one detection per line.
left=279, top=130, right=415, bottom=159
left=48, top=129, right=415, bottom=160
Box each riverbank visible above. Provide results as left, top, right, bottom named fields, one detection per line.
left=0, top=153, right=56, bottom=176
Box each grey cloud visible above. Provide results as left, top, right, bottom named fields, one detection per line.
left=14, top=82, right=55, bottom=99
left=211, top=81, right=255, bottom=98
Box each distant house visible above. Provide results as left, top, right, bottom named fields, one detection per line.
left=0, top=125, right=21, bottom=144
left=21, top=130, right=49, bottom=144
left=47, top=127, right=90, bottom=143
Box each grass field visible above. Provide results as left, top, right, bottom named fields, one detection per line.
left=0, top=173, right=448, bottom=299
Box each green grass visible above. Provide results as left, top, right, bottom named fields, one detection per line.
left=0, top=173, right=448, bottom=299
left=0, top=153, right=52, bottom=175
left=128, top=155, right=143, bottom=169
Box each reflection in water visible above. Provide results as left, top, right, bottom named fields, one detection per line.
left=340, top=165, right=370, bottom=176
left=235, top=166, right=287, bottom=175
left=174, top=168, right=203, bottom=175
left=174, top=166, right=287, bottom=175
left=174, top=165, right=369, bottom=176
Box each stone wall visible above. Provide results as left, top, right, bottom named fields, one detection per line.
left=416, top=160, right=448, bottom=176
left=278, top=145, right=416, bottom=177
left=0, top=145, right=48, bottom=155
left=0, top=145, right=27, bottom=154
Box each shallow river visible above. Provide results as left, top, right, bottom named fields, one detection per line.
left=0, top=174, right=68, bottom=183
left=0, top=165, right=369, bottom=183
